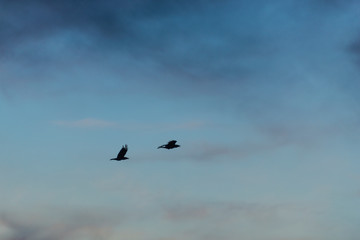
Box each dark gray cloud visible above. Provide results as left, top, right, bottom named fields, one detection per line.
left=348, top=36, right=360, bottom=66
left=2, top=0, right=360, bottom=100
left=0, top=0, right=268, bottom=81
left=0, top=0, right=136, bottom=58
left=308, top=0, right=358, bottom=9
left=0, top=0, right=224, bottom=53
left=0, top=0, right=356, bottom=64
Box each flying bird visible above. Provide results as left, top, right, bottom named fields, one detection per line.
left=110, top=145, right=129, bottom=161
left=157, top=140, right=180, bottom=149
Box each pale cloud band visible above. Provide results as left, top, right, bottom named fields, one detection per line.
left=52, top=118, right=118, bottom=128
left=52, top=118, right=207, bottom=130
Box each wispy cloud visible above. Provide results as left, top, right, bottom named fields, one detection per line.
left=348, top=35, right=360, bottom=68
left=52, top=118, right=207, bottom=130
left=160, top=201, right=328, bottom=240
left=52, top=118, right=118, bottom=128
left=0, top=201, right=325, bottom=240
left=0, top=209, right=121, bottom=240
left=151, top=139, right=296, bottom=162
left=148, top=120, right=207, bottom=131
left=163, top=202, right=281, bottom=222
left=164, top=205, right=209, bottom=221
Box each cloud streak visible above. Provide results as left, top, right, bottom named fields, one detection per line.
left=53, top=118, right=118, bottom=128
left=52, top=118, right=207, bottom=131
left=160, top=201, right=330, bottom=240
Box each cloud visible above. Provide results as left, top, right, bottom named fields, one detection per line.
left=151, top=120, right=207, bottom=131
left=2, top=0, right=360, bottom=110
left=163, top=201, right=320, bottom=223
left=152, top=138, right=302, bottom=162
left=0, top=0, right=226, bottom=59
left=0, top=208, right=121, bottom=240
left=52, top=118, right=118, bottom=128
left=0, top=0, right=275, bottom=94
left=160, top=201, right=328, bottom=240
left=308, top=0, right=358, bottom=9
left=145, top=141, right=282, bottom=162
left=348, top=36, right=360, bottom=68
left=164, top=205, right=209, bottom=221
left=52, top=118, right=207, bottom=130
left=0, top=200, right=352, bottom=240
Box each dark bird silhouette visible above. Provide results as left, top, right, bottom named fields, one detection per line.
left=110, top=145, right=129, bottom=161
left=157, top=140, right=180, bottom=149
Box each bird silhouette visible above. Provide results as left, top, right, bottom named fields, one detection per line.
left=110, top=145, right=129, bottom=161
left=157, top=140, right=180, bottom=149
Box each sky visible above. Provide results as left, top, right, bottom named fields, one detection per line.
left=1, top=0, right=360, bottom=239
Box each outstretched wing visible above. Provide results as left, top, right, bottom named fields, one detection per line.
left=117, top=144, right=128, bottom=158
left=168, top=140, right=177, bottom=146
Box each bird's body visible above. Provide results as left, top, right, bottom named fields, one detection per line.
left=111, top=145, right=129, bottom=161
left=158, top=140, right=180, bottom=149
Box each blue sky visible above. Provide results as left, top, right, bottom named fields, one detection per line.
left=1, top=0, right=360, bottom=239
